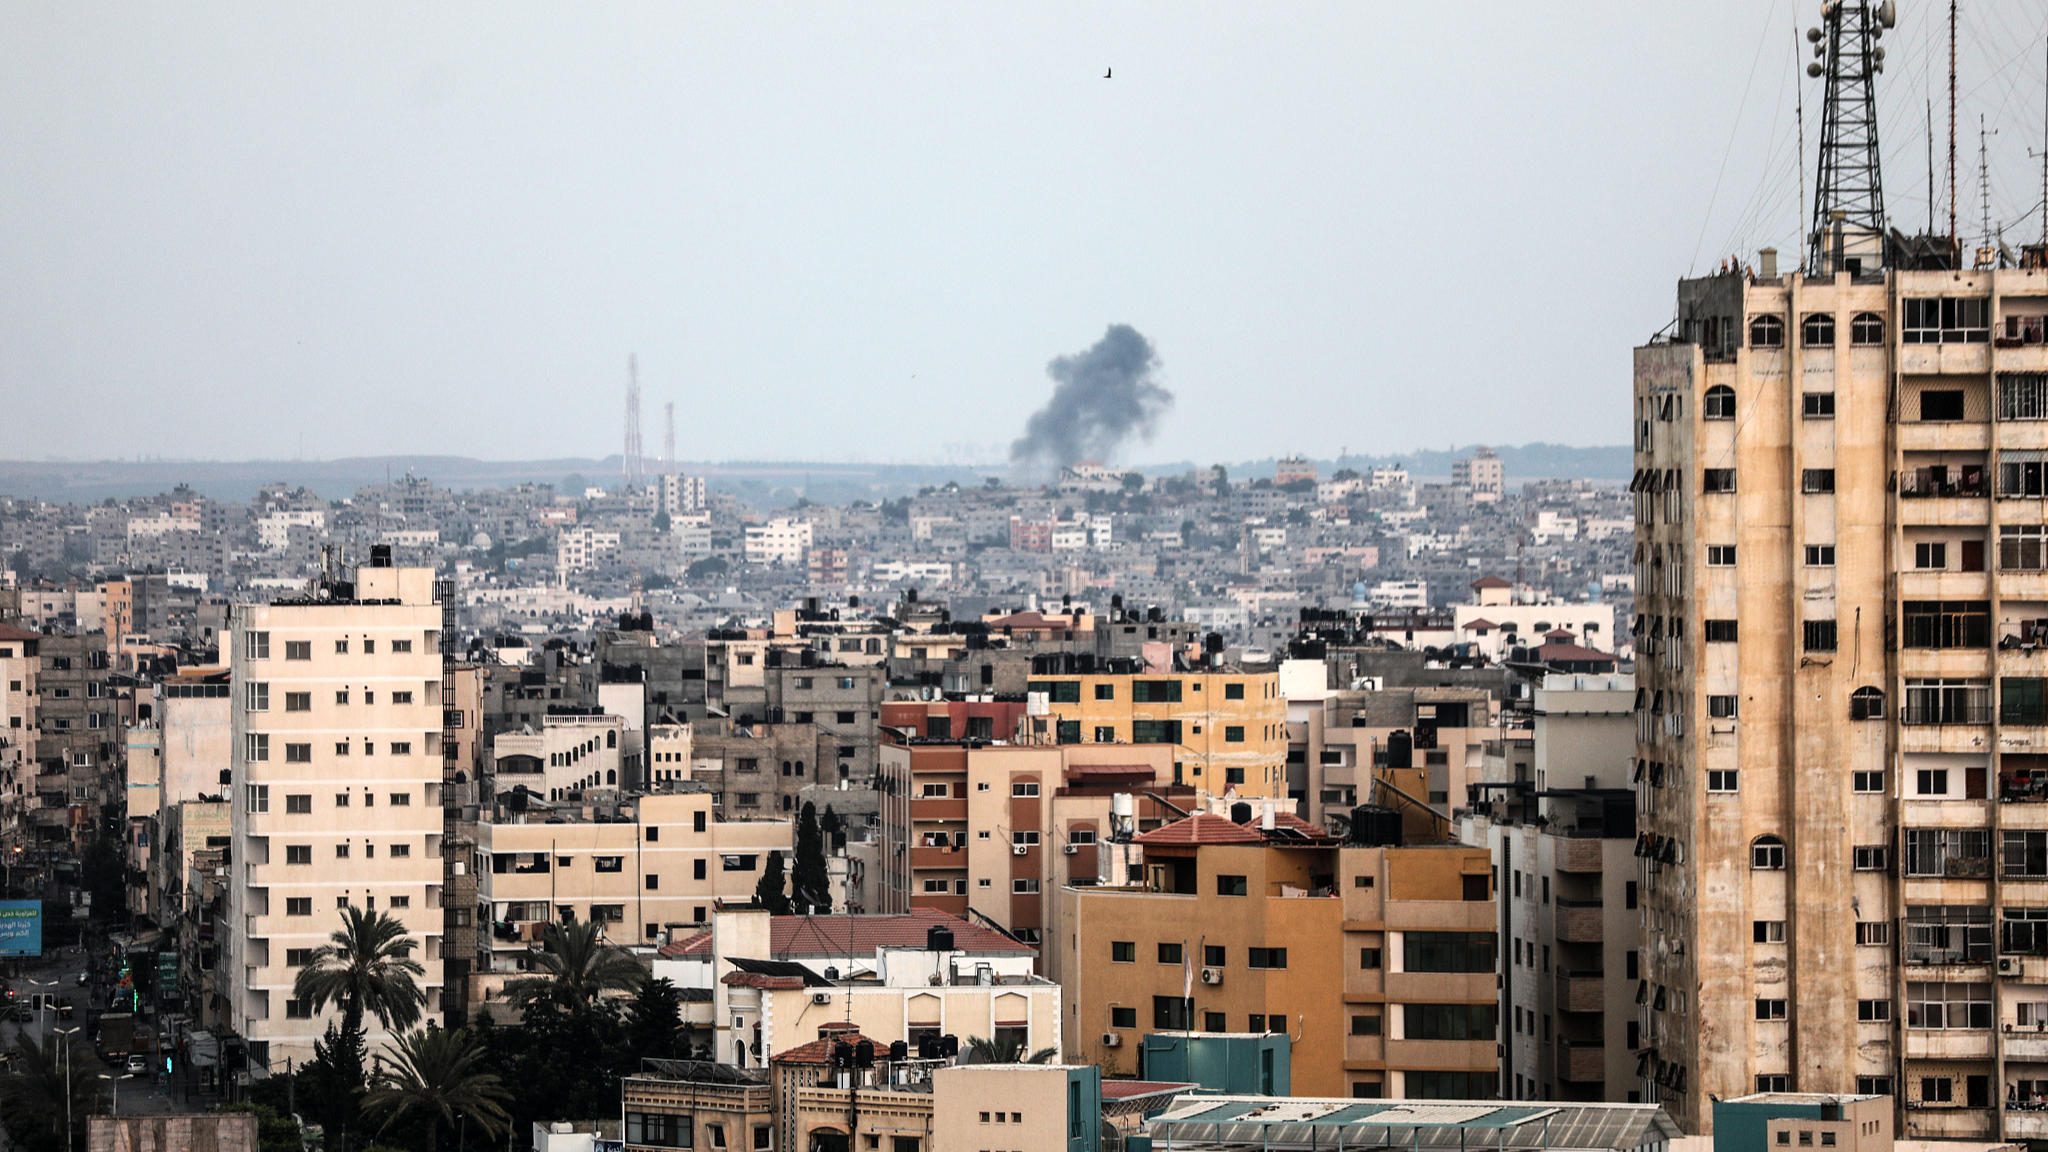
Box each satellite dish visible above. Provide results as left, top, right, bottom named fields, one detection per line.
left=1872, top=46, right=1885, bottom=62
left=1878, top=1, right=1896, bottom=28
left=1807, top=61, right=1825, bottom=78
left=1806, top=26, right=1822, bottom=42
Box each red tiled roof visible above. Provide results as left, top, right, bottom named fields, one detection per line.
left=0, top=624, right=40, bottom=643
left=1133, top=814, right=1264, bottom=846
left=659, top=908, right=1034, bottom=960
left=772, top=1030, right=886, bottom=1066
left=721, top=971, right=806, bottom=990
left=1470, top=576, right=1511, bottom=589
left=1534, top=643, right=1613, bottom=663
left=1268, top=812, right=1329, bottom=838
left=1461, top=618, right=1498, bottom=630
left=1068, top=764, right=1158, bottom=779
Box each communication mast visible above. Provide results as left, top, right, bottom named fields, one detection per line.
left=623, top=354, right=645, bottom=493
left=1806, top=0, right=1896, bottom=274
left=663, top=401, right=676, bottom=476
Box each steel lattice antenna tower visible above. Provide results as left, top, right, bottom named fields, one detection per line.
left=663, top=402, right=676, bottom=475
left=623, top=354, right=645, bottom=492
left=1807, top=0, right=1896, bottom=273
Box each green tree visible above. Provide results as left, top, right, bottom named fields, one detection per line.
left=560, top=473, right=588, bottom=495
left=1120, top=471, right=1145, bottom=493
left=300, top=1010, right=371, bottom=1149
left=361, top=1028, right=513, bottom=1152
left=685, top=556, right=729, bottom=581
left=623, top=978, right=688, bottom=1059
left=80, top=834, right=124, bottom=923
left=293, top=908, right=430, bottom=1043
left=0, top=1031, right=104, bottom=1152
left=212, top=1103, right=304, bottom=1152
left=791, top=802, right=832, bottom=913
left=819, top=805, right=842, bottom=839
left=960, top=1034, right=1059, bottom=1065
left=652, top=510, right=671, bottom=532
left=506, top=921, right=644, bottom=1014
left=754, top=851, right=791, bottom=915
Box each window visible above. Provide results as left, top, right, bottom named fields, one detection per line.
left=1011, top=831, right=1039, bottom=846
left=1920, top=1077, right=1953, bottom=1103
left=1094, top=725, right=1116, bottom=742
left=1112, top=941, right=1135, bottom=963
left=246, top=682, right=269, bottom=712
left=2001, top=373, right=2048, bottom=420
left=1858, top=999, right=1891, bottom=1021
left=285, top=897, right=311, bottom=916
left=2006, top=678, right=2048, bottom=725
left=1224, top=682, right=1245, bottom=700
left=1749, top=315, right=1784, bottom=348
left=1405, top=932, right=1496, bottom=972
left=1709, top=695, right=1739, bottom=719
left=1705, top=619, right=1738, bottom=642
left=1757, top=1075, right=1792, bottom=1093
left=1754, top=920, right=1786, bottom=943
left=286, top=794, right=311, bottom=814
left=1359, top=947, right=1383, bottom=969
left=286, top=845, right=311, bottom=865
left=334, top=639, right=348, bottom=654
left=1804, top=545, right=1835, bottom=567
left=1914, top=541, right=1949, bottom=569
left=1802, top=469, right=1836, bottom=494
left=1752, top=836, right=1786, bottom=870
left=625, top=1113, right=692, bottom=1148
left=1158, top=942, right=1183, bottom=964
left=1131, top=680, right=1184, bottom=703
left=285, top=692, right=311, bottom=712
left=2005, top=451, right=2048, bottom=498
left=1907, top=982, right=1994, bottom=1029
left=1803, top=620, right=1838, bottom=652
left=335, top=844, right=349, bottom=858
left=1405, top=1003, right=1496, bottom=1041
left=1704, top=385, right=1737, bottom=419
left=2004, top=906, right=2048, bottom=953
left=721, top=854, right=758, bottom=871
left=1351, top=1014, right=1383, bottom=1036
left=1756, top=999, right=1787, bottom=1020
left=920, top=783, right=948, bottom=798
left=1011, top=781, right=1040, bottom=797
left=1905, top=678, right=1992, bottom=725
left=1011, top=878, right=1041, bottom=895
left=2004, top=830, right=2048, bottom=877
left=2005, top=525, right=2048, bottom=570
left=1905, top=905, right=1993, bottom=963
left=245, top=631, right=270, bottom=659
left=1850, top=687, right=1886, bottom=721
left=1853, top=846, right=1891, bottom=871
left=1027, top=680, right=1081, bottom=703
left=1248, top=947, right=1287, bottom=969
left=1216, top=874, right=1248, bottom=896
left=1703, top=468, right=1737, bottom=492
left=285, top=743, right=311, bottom=763
left=284, top=641, right=311, bottom=661
left=1857, top=922, right=1891, bottom=945
left=1917, top=768, right=1951, bottom=796
left=1903, top=296, right=1990, bottom=344
left=1153, top=996, right=1190, bottom=1030
left=1904, top=828, right=1992, bottom=875
left=388, top=791, right=411, bottom=806
left=391, top=640, right=413, bottom=654
left=1707, top=769, right=1740, bottom=792
left=1857, top=1077, right=1894, bottom=1096
left=1223, top=726, right=1245, bottom=743
left=1110, top=1006, right=1137, bottom=1028
left=286, top=948, right=314, bottom=966
left=1802, top=313, right=1836, bottom=346
left=1904, top=601, right=1990, bottom=648
left=335, top=689, right=349, bottom=705
left=246, top=784, right=268, bottom=813
left=1707, top=544, right=1736, bottom=566
left=392, top=691, right=413, bottom=705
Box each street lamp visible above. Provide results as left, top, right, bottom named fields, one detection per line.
left=53, top=1025, right=81, bottom=1152
left=97, top=1073, right=134, bottom=1116
left=27, top=977, right=59, bottom=1041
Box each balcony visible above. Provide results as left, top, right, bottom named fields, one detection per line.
left=2005, top=1109, right=2048, bottom=1139
left=911, top=844, right=968, bottom=870
left=1555, top=970, right=1607, bottom=1014
left=1555, top=1037, right=1606, bottom=1082
left=1553, top=838, right=1607, bottom=874
left=1555, top=899, right=1604, bottom=944
left=1905, top=702, right=1995, bottom=726
left=1901, top=470, right=1991, bottom=499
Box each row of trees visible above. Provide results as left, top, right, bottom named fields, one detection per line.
left=754, top=802, right=837, bottom=914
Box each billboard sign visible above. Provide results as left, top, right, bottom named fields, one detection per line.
left=0, top=902, right=42, bottom=957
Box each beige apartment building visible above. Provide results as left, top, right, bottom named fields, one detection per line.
left=1634, top=253, right=2048, bottom=1136
left=473, top=790, right=789, bottom=999
left=226, top=559, right=448, bottom=1067
left=0, top=623, right=37, bottom=841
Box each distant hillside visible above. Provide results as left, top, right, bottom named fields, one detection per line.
left=1140, top=444, right=1631, bottom=483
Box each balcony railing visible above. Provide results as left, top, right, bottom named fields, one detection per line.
left=1900, top=472, right=1990, bottom=498
left=1904, top=703, right=1996, bottom=726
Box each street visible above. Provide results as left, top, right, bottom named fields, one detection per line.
left=2, top=946, right=183, bottom=1120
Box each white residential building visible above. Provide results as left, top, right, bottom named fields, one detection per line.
left=256, top=510, right=326, bottom=551
left=225, top=562, right=447, bottom=1069
left=659, top=474, right=707, bottom=517
left=557, top=527, right=622, bottom=574
left=743, top=519, right=811, bottom=566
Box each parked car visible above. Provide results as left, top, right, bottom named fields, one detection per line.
left=123, top=1055, right=148, bottom=1076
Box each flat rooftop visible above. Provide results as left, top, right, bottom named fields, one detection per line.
left=1145, top=1097, right=1684, bottom=1152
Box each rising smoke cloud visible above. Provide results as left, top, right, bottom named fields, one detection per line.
left=1009, top=324, right=1174, bottom=470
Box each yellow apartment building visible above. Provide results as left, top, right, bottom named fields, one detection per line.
left=1024, top=669, right=1288, bottom=797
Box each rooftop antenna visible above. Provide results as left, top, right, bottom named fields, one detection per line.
left=2037, top=18, right=2048, bottom=246
left=623, top=354, right=645, bottom=494
left=1948, top=0, right=1958, bottom=254
left=1978, top=114, right=1998, bottom=266
left=1928, top=98, right=1937, bottom=232
left=1807, top=0, right=1894, bottom=273
left=1797, top=16, right=1807, bottom=269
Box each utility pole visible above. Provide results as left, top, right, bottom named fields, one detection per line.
left=1949, top=0, right=1959, bottom=252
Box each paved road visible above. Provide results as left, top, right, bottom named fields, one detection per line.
left=1, top=947, right=184, bottom=1119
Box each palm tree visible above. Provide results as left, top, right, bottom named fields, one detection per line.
left=961, top=1034, right=1058, bottom=1065
left=0, top=1031, right=104, bottom=1152
left=507, top=919, right=645, bottom=1013
left=293, top=907, right=430, bottom=1042
left=361, top=1027, right=513, bottom=1152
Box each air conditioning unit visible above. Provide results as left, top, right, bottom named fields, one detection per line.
left=1201, top=968, right=1222, bottom=985
left=1100, top=1032, right=1123, bottom=1048
left=2000, top=956, right=2019, bottom=975
left=1062, top=845, right=1078, bottom=856
left=812, top=992, right=832, bottom=1005
left=1013, top=845, right=1029, bottom=857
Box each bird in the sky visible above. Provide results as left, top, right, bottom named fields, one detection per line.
left=1104, top=67, right=1112, bottom=78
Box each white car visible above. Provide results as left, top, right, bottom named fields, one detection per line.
left=123, top=1055, right=148, bottom=1076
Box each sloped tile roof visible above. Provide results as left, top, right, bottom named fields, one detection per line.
left=1133, top=814, right=1265, bottom=846
left=772, top=1030, right=886, bottom=1066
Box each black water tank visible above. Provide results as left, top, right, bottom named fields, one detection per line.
left=369, top=544, right=392, bottom=568
left=1386, top=731, right=1414, bottom=770
left=1230, top=802, right=1254, bottom=825
left=1350, top=805, right=1404, bottom=847
left=927, top=925, right=955, bottom=951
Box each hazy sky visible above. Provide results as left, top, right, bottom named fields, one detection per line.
left=6, top=3, right=2045, bottom=467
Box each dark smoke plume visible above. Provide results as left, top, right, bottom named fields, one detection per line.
left=1009, top=324, right=1173, bottom=468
